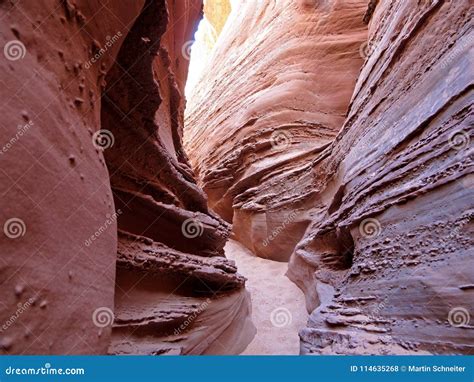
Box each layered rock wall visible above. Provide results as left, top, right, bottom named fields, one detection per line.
left=291, top=0, right=474, bottom=355
left=102, top=0, right=254, bottom=355
left=0, top=0, right=253, bottom=355
left=186, top=0, right=474, bottom=354
left=2, top=0, right=472, bottom=356
left=185, top=0, right=368, bottom=261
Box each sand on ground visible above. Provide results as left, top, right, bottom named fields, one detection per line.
left=225, top=239, right=308, bottom=355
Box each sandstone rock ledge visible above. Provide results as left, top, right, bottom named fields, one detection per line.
left=290, top=0, right=474, bottom=355
left=185, top=0, right=474, bottom=354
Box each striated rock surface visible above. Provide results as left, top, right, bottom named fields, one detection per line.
left=186, top=0, right=473, bottom=354
left=0, top=0, right=254, bottom=355
left=290, top=0, right=474, bottom=355
left=111, top=231, right=253, bottom=355
left=2, top=0, right=472, bottom=356
left=100, top=0, right=254, bottom=355
left=185, top=0, right=368, bottom=261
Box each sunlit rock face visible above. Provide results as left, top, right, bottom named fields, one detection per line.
left=185, top=0, right=232, bottom=95
left=204, top=0, right=232, bottom=44
left=290, top=0, right=474, bottom=355
left=185, top=0, right=368, bottom=261
left=0, top=0, right=254, bottom=355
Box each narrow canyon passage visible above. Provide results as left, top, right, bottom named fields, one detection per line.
left=182, top=0, right=320, bottom=354
left=1, top=0, right=472, bottom=357
left=183, top=0, right=473, bottom=355
left=182, top=0, right=368, bottom=354
left=225, top=240, right=307, bottom=354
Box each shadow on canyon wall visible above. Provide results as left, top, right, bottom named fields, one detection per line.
left=0, top=0, right=472, bottom=355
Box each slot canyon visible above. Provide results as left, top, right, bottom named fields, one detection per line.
left=0, top=0, right=472, bottom=356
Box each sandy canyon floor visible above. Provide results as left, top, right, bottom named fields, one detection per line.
left=225, top=240, right=308, bottom=355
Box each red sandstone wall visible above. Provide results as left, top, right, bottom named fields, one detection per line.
left=0, top=0, right=254, bottom=355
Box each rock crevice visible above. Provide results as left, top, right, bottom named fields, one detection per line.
left=100, top=0, right=254, bottom=354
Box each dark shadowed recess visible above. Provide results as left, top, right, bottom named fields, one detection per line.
left=100, top=0, right=227, bottom=257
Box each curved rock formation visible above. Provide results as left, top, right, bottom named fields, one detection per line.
left=1, top=0, right=472, bottom=356
left=101, top=0, right=254, bottom=355
left=0, top=0, right=140, bottom=354
left=185, top=0, right=368, bottom=261
left=0, top=0, right=254, bottom=355
left=185, top=0, right=473, bottom=354
left=291, top=0, right=474, bottom=355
